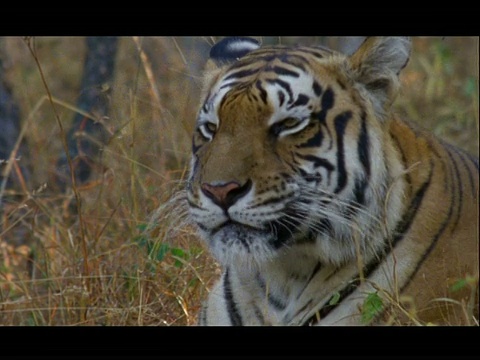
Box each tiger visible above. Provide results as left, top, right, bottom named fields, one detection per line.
left=186, top=36, right=479, bottom=325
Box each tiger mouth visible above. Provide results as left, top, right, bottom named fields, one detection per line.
left=208, top=215, right=304, bottom=251
left=210, top=220, right=267, bottom=236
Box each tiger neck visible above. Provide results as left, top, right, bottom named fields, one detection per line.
left=386, top=116, right=438, bottom=201
left=226, top=116, right=427, bottom=325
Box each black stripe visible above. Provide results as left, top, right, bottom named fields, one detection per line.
left=284, top=158, right=302, bottom=174
left=277, top=53, right=310, bottom=68
left=192, top=138, right=201, bottom=155
left=302, top=230, right=318, bottom=245
left=287, top=94, right=309, bottom=110
left=347, top=176, right=368, bottom=218
left=218, top=91, right=230, bottom=110
left=297, top=167, right=322, bottom=183
left=270, top=222, right=295, bottom=249
left=255, top=80, right=268, bottom=104
left=266, top=78, right=294, bottom=104
left=333, top=111, right=352, bottom=194
left=308, top=261, right=323, bottom=282
left=202, top=90, right=212, bottom=112
left=294, top=299, right=314, bottom=322
left=297, top=153, right=335, bottom=172
left=247, top=91, right=258, bottom=102
left=277, top=90, right=285, bottom=107
left=444, top=147, right=463, bottom=233
left=297, top=129, right=323, bottom=148
left=337, top=77, right=347, bottom=90
left=465, top=151, right=479, bottom=170
left=297, top=47, right=328, bottom=58
left=253, top=193, right=294, bottom=207
left=401, top=208, right=454, bottom=295
left=391, top=160, right=434, bottom=247
left=190, top=157, right=200, bottom=185
left=304, top=161, right=434, bottom=325
left=223, top=269, right=243, bottom=326
left=226, top=58, right=264, bottom=71
left=316, top=217, right=333, bottom=236
left=312, top=80, right=323, bottom=97
left=311, top=88, right=335, bottom=125
left=312, top=278, right=361, bottom=323
left=449, top=145, right=477, bottom=198
left=201, top=102, right=209, bottom=113
left=310, top=88, right=334, bottom=150
left=296, top=261, right=323, bottom=301
left=219, top=88, right=247, bottom=110
left=187, top=198, right=202, bottom=209
left=224, top=68, right=259, bottom=81
left=324, top=267, right=340, bottom=282
left=224, top=51, right=309, bottom=74
left=268, top=294, right=287, bottom=311
left=220, top=81, right=243, bottom=90
left=400, top=161, right=455, bottom=293
left=195, top=222, right=208, bottom=231
left=358, top=111, right=371, bottom=178
left=237, top=233, right=251, bottom=253
left=353, top=176, right=367, bottom=207
left=321, top=88, right=335, bottom=111
left=347, top=111, right=370, bottom=216
left=311, top=110, right=327, bottom=125
left=283, top=57, right=307, bottom=72
left=252, top=304, right=265, bottom=324
left=268, top=65, right=300, bottom=78
left=198, top=305, right=208, bottom=325
left=290, top=267, right=320, bottom=322
left=256, top=272, right=288, bottom=310
left=186, top=180, right=193, bottom=193
left=279, top=172, right=292, bottom=180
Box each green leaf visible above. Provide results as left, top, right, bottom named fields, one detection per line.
left=188, top=278, right=199, bottom=288
left=450, top=278, right=468, bottom=292
left=361, top=292, right=384, bottom=324
left=328, top=292, right=341, bottom=306
left=153, top=243, right=170, bottom=262
left=170, top=247, right=186, bottom=257
left=136, top=223, right=148, bottom=232
left=171, top=247, right=188, bottom=267
left=133, top=235, right=148, bottom=248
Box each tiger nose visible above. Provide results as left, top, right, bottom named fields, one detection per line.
left=201, top=180, right=252, bottom=210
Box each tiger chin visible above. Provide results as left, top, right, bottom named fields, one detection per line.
left=186, top=37, right=479, bottom=325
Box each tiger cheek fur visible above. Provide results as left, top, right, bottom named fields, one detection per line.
left=187, top=37, right=479, bottom=326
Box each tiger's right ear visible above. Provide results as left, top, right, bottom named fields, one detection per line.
left=348, top=37, right=411, bottom=117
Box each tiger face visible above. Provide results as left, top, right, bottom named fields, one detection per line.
left=187, top=37, right=409, bottom=267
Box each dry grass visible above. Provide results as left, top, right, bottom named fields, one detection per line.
left=0, top=36, right=478, bottom=326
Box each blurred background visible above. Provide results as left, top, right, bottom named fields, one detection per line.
left=0, top=37, right=478, bottom=325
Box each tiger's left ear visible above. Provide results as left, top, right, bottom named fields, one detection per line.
left=204, top=37, right=260, bottom=74
left=202, top=37, right=261, bottom=97
left=348, top=37, right=411, bottom=116
left=209, top=37, right=260, bottom=66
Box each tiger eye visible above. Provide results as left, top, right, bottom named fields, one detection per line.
left=206, top=122, right=217, bottom=133
left=282, top=117, right=301, bottom=128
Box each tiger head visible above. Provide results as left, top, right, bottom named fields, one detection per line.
left=187, top=37, right=411, bottom=268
